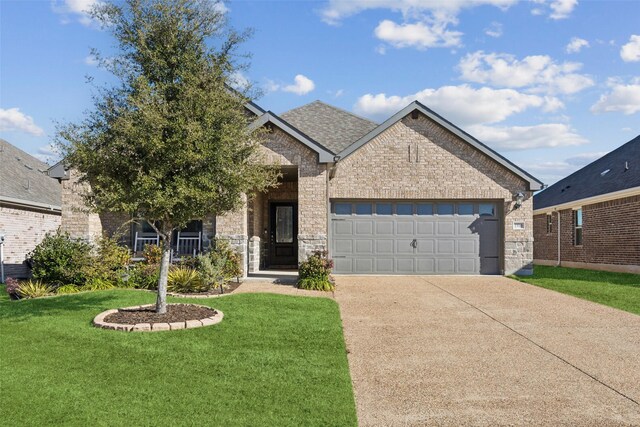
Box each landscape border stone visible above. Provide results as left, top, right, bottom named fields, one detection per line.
left=92, top=304, right=224, bottom=332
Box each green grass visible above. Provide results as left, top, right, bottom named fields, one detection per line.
left=513, top=265, right=640, bottom=315
left=0, top=288, right=357, bottom=426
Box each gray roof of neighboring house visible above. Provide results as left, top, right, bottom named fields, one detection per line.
left=280, top=100, right=378, bottom=154
left=534, top=135, right=640, bottom=210
left=0, top=139, right=61, bottom=210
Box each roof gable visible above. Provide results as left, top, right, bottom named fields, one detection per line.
left=0, top=139, right=61, bottom=209
left=534, top=135, right=640, bottom=210
left=337, top=101, right=543, bottom=191
left=280, top=101, right=378, bottom=154
left=247, top=112, right=335, bottom=162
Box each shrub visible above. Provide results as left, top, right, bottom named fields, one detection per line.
left=28, top=231, right=92, bottom=286
left=82, top=277, right=115, bottom=291
left=4, top=277, right=20, bottom=299
left=167, top=267, right=206, bottom=293
left=209, top=239, right=241, bottom=280
left=196, top=253, right=227, bottom=289
left=83, top=237, right=131, bottom=284
left=17, top=280, right=53, bottom=299
left=298, top=251, right=335, bottom=292
left=142, top=244, right=163, bottom=264
left=56, top=284, right=80, bottom=294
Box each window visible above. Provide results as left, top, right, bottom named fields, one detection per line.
left=457, top=203, right=474, bottom=215
left=355, top=203, right=372, bottom=215
left=416, top=203, right=433, bottom=215
left=479, top=203, right=495, bottom=217
left=396, top=203, right=413, bottom=215
left=546, top=214, right=553, bottom=234
left=574, top=208, right=583, bottom=246
left=376, top=203, right=392, bottom=215
left=335, top=203, right=352, bottom=215
left=437, top=203, right=454, bottom=215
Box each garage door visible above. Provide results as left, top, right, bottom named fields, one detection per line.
left=330, top=201, right=500, bottom=275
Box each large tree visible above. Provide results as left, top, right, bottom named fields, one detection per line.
left=57, top=0, right=277, bottom=313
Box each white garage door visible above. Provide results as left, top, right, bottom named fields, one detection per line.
left=330, top=201, right=501, bottom=275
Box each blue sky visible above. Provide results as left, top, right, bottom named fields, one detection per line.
left=1, top=0, right=639, bottom=185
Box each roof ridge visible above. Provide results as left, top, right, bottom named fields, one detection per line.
left=281, top=100, right=378, bottom=125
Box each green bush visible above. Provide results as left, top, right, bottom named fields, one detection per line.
left=142, top=244, right=163, bottom=264
left=17, top=281, right=53, bottom=299
left=56, top=284, right=81, bottom=294
left=28, top=231, right=92, bottom=286
left=209, top=239, right=242, bottom=280
left=196, top=253, right=227, bottom=289
left=167, top=267, right=206, bottom=293
left=82, top=278, right=116, bottom=291
left=126, top=263, right=159, bottom=290
left=83, top=237, right=131, bottom=284
left=298, top=251, right=334, bottom=292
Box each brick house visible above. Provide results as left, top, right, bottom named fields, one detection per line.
left=533, top=135, right=640, bottom=274
left=0, top=139, right=62, bottom=279
left=51, top=100, right=542, bottom=276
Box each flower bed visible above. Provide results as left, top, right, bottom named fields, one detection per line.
left=93, top=303, right=223, bottom=332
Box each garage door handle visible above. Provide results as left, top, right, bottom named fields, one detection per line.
left=410, top=239, right=417, bottom=248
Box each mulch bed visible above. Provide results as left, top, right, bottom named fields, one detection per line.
left=170, top=281, right=242, bottom=297
left=104, top=304, right=217, bottom=325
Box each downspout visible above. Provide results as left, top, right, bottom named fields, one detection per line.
left=556, top=209, right=561, bottom=267
left=0, top=234, right=5, bottom=283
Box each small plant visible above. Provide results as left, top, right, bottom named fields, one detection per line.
left=56, top=284, right=81, bottom=294
left=209, top=239, right=242, bottom=280
left=83, top=236, right=131, bottom=284
left=167, top=267, right=206, bottom=293
left=82, top=277, right=115, bottom=291
left=4, top=277, right=21, bottom=299
left=297, top=251, right=335, bottom=291
left=28, top=231, right=92, bottom=286
left=17, top=280, right=53, bottom=299
left=196, top=253, right=227, bottom=290
left=142, top=244, right=163, bottom=265
left=128, top=263, right=160, bottom=290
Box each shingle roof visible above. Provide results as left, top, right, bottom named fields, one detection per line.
left=0, top=139, right=61, bottom=209
left=280, top=101, right=378, bottom=153
left=534, top=135, right=640, bottom=210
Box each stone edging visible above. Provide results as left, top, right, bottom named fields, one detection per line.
left=92, top=303, right=224, bottom=332
left=167, top=291, right=227, bottom=299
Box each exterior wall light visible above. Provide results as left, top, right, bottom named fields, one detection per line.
left=513, top=192, right=525, bottom=209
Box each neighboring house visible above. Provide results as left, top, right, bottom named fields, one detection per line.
left=0, top=139, right=62, bottom=279
left=52, top=99, right=542, bottom=276
left=533, top=135, right=640, bottom=274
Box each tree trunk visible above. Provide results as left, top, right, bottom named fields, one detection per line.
left=156, top=231, right=172, bottom=314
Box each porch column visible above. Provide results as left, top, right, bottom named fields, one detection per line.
left=297, top=163, right=328, bottom=263
left=215, top=194, right=248, bottom=278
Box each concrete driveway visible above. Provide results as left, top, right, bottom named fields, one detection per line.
left=334, top=276, right=640, bottom=426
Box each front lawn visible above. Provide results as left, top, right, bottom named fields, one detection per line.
left=514, top=265, right=640, bottom=315
left=0, top=289, right=357, bottom=426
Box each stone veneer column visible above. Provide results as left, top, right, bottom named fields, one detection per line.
left=503, top=195, right=534, bottom=276
left=297, top=163, right=328, bottom=263
left=215, top=194, right=248, bottom=277
left=248, top=236, right=260, bottom=273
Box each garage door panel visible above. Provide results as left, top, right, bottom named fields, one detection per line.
left=436, top=221, right=455, bottom=235
left=334, top=239, right=353, bottom=255
left=457, top=258, right=477, bottom=273
left=355, top=221, right=374, bottom=235
left=355, top=258, right=374, bottom=273
left=376, top=221, right=394, bottom=235
left=416, top=221, right=434, bottom=235
left=331, top=200, right=500, bottom=275
left=376, top=239, right=394, bottom=254
left=396, top=258, right=414, bottom=273
left=355, top=239, right=374, bottom=254
left=396, top=221, right=414, bottom=235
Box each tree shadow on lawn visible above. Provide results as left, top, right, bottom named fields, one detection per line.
left=530, top=266, right=640, bottom=288
left=0, top=289, right=156, bottom=323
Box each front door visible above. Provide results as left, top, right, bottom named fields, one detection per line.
left=269, top=202, right=298, bottom=267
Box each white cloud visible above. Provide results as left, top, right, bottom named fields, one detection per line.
left=267, top=74, right=315, bottom=96
left=484, top=22, right=503, bottom=38
left=320, top=1, right=516, bottom=51
left=84, top=55, right=99, bottom=66
left=33, top=144, right=60, bottom=164
left=522, top=152, right=605, bottom=184
left=332, top=89, right=345, bottom=98
left=468, top=123, right=588, bottom=150
left=620, top=35, right=640, bottom=62
left=458, top=51, right=594, bottom=94
left=212, top=1, right=229, bottom=15
left=0, top=108, right=45, bottom=136
left=52, top=0, right=101, bottom=26
left=566, top=37, right=589, bottom=53
left=228, top=71, right=250, bottom=90
left=549, top=0, right=578, bottom=19
left=591, top=78, right=640, bottom=115
left=354, top=85, right=562, bottom=126
left=374, top=18, right=462, bottom=49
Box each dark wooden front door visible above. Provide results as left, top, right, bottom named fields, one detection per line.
left=269, top=202, right=298, bottom=267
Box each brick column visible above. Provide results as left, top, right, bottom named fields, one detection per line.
left=215, top=195, right=248, bottom=277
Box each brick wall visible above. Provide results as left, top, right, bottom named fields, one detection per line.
left=329, top=114, right=534, bottom=275
left=0, top=205, right=61, bottom=278
left=534, top=195, right=640, bottom=270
